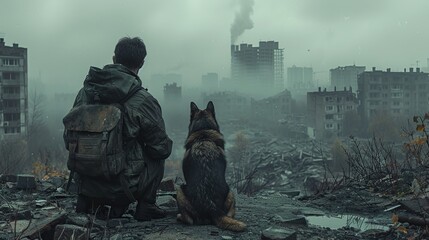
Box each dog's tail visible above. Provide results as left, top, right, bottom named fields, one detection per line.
left=214, top=216, right=246, bottom=232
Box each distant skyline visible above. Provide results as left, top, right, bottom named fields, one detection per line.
left=1, top=0, right=429, bottom=94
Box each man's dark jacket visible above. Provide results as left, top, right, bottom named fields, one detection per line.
left=70, top=64, right=173, bottom=198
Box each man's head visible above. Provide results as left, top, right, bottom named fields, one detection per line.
left=113, top=37, right=147, bottom=73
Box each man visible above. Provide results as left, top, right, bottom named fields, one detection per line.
left=69, top=37, right=173, bottom=221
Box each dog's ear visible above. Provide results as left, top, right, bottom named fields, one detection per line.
left=206, top=101, right=215, bottom=117
left=190, top=102, right=199, bottom=118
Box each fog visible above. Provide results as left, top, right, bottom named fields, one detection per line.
left=1, top=0, right=429, bottom=95
left=1, top=0, right=429, bottom=156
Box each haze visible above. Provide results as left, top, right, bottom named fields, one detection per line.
left=1, top=0, right=429, bottom=94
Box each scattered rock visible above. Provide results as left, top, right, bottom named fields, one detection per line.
left=261, top=227, right=297, bottom=240
left=159, top=177, right=175, bottom=192
left=274, top=214, right=307, bottom=226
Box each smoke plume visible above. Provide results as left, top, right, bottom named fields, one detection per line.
left=230, top=0, right=255, bottom=44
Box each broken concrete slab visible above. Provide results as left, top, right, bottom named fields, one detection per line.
left=53, top=224, right=88, bottom=240
left=18, top=212, right=66, bottom=239
left=273, top=214, right=307, bottom=226
left=8, top=210, right=32, bottom=221
left=16, top=174, right=36, bottom=190
left=107, top=217, right=131, bottom=228
left=261, top=227, right=297, bottom=240
left=0, top=174, right=17, bottom=183
left=399, top=197, right=429, bottom=215
left=280, top=190, right=300, bottom=198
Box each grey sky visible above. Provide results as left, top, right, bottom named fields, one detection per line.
left=1, top=0, right=428, bottom=93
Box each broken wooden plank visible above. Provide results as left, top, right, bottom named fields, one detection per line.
left=18, top=212, right=66, bottom=239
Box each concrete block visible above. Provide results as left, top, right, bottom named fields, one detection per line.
left=16, top=174, right=36, bottom=190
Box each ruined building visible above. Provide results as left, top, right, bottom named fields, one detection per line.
left=357, top=67, right=429, bottom=121
left=202, top=91, right=248, bottom=121
left=163, top=82, right=182, bottom=104
left=201, top=72, right=219, bottom=93
left=251, top=90, right=292, bottom=122
left=287, top=65, right=314, bottom=101
left=150, top=73, right=182, bottom=97
left=307, top=87, right=358, bottom=139
left=0, top=38, right=28, bottom=139
left=231, top=41, right=284, bottom=96
left=330, top=65, right=365, bottom=92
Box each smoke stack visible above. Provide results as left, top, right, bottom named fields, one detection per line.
left=372, top=67, right=376, bottom=72
left=230, top=0, right=255, bottom=44
left=387, top=68, right=391, bottom=72
left=410, top=67, right=414, bottom=72
left=0, top=38, right=4, bottom=47
left=318, top=87, right=321, bottom=92
left=417, top=67, right=420, bottom=73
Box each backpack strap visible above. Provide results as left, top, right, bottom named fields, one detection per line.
left=117, top=86, right=143, bottom=203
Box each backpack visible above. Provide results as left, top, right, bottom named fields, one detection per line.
left=63, top=87, right=142, bottom=202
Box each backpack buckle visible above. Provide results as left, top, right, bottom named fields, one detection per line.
left=102, top=131, right=108, bottom=141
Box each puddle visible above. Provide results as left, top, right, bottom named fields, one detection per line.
left=306, top=214, right=389, bottom=231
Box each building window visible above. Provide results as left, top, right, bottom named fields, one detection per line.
left=325, top=123, right=334, bottom=129
left=325, top=105, right=334, bottom=111
left=2, top=58, right=20, bottom=66
left=369, top=101, right=379, bottom=106
left=392, top=92, right=402, bottom=98
left=325, top=96, right=333, bottom=102
left=3, top=113, right=20, bottom=121
left=369, top=93, right=380, bottom=98
left=346, top=105, right=353, bottom=110
left=393, top=101, right=400, bottom=106
left=392, top=109, right=400, bottom=114
left=2, top=72, right=19, bottom=80
left=336, top=114, right=343, bottom=120
left=3, top=87, right=20, bottom=94
left=369, top=84, right=380, bottom=90
left=325, top=114, right=333, bottom=120
left=392, top=84, right=402, bottom=90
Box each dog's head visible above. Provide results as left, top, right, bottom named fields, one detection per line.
left=188, top=101, right=220, bottom=134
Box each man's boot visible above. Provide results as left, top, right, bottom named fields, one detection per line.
left=134, top=201, right=167, bottom=221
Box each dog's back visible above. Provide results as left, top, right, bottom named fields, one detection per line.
left=178, top=101, right=246, bottom=232
left=182, top=130, right=229, bottom=221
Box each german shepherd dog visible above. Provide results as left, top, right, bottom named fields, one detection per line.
left=176, top=101, right=246, bottom=232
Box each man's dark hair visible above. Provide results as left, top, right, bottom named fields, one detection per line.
left=114, top=37, right=147, bottom=69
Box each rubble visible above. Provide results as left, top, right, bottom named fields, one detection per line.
left=1, top=122, right=428, bottom=239
left=261, top=227, right=297, bottom=240
left=16, top=174, right=37, bottom=190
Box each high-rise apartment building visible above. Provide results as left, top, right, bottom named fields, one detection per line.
left=330, top=65, right=365, bottom=92
left=287, top=66, right=314, bottom=100
left=357, top=67, right=429, bottom=120
left=231, top=41, right=284, bottom=95
left=0, top=38, right=28, bottom=139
